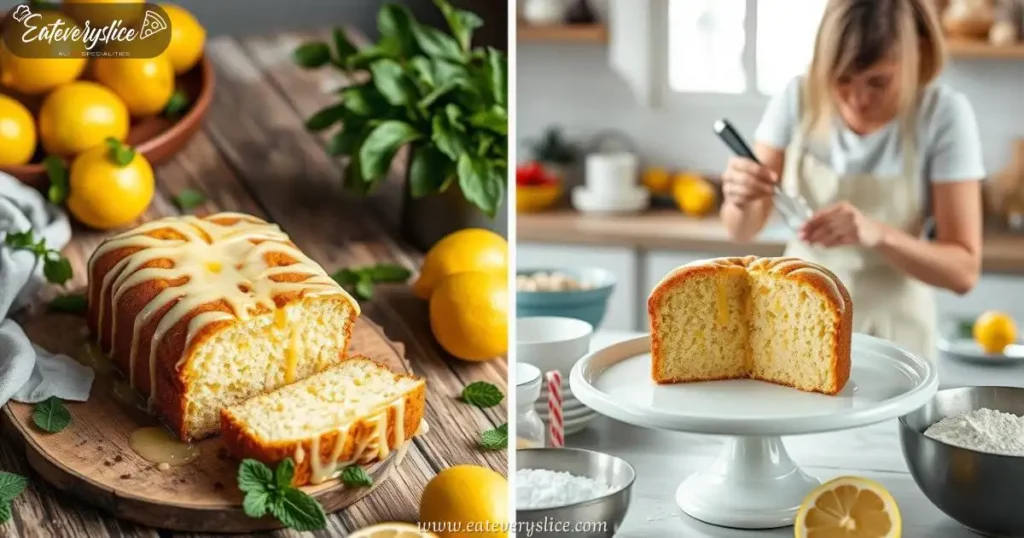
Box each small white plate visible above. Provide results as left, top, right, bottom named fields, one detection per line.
left=937, top=338, right=1024, bottom=364
left=572, top=186, right=649, bottom=215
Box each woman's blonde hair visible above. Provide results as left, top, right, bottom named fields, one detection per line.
left=802, top=0, right=947, bottom=136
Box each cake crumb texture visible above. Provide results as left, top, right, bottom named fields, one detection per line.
left=220, top=356, right=427, bottom=486
left=648, top=256, right=852, bottom=395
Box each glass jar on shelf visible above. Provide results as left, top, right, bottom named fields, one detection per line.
left=516, top=363, right=545, bottom=449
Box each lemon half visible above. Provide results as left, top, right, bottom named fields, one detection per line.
left=794, top=476, right=901, bottom=538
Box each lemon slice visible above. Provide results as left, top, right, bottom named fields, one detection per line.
left=349, top=522, right=439, bottom=538
left=794, top=476, right=902, bottom=538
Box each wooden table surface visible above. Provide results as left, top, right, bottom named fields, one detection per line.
left=0, top=28, right=508, bottom=538
left=571, top=332, right=1009, bottom=538
left=518, top=209, right=1024, bottom=275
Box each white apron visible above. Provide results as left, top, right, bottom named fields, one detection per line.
left=779, top=120, right=937, bottom=361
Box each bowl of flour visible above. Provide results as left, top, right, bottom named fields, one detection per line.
left=900, top=386, right=1024, bottom=536
left=516, top=447, right=634, bottom=538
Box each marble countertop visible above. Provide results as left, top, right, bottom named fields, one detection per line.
left=555, top=331, right=1024, bottom=537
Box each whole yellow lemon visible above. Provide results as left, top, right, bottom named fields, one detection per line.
left=67, top=139, right=154, bottom=230
left=974, top=311, right=1018, bottom=354
left=38, top=82, right=129, bottom=157
left=641, top=167, right=672, bottom=195
left=429, top=271, right=508, bottom=361
left=672, top=174, right=717, bottom=217
left=419, top=465, right=507, bottom=538
left=93, top=56, right=175, bottom=117
left=161, top=4, right=206, bottom=74
left=0, top=95, right=36, bottom=166
left=0, top=12, right=87, bottom=95
left=412, top=228, right=508, bottom=300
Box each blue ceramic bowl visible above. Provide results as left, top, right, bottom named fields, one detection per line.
left=516, top=267, right=615, bottom=329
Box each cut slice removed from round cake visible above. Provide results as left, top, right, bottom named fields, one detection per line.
left=220, top=356, right=426, bottom=486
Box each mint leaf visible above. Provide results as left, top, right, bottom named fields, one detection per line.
left=0, top=472, right=28, bottom=502
left=4, top=230, right=34, bottom=249
left=274, top=458, right=295, bottom=490
left=305, top=103, right=347, bottom=132
left=105, top=138, right=135, bottom=166
left=479, top=422, right=508, bottom=451
left=49, top=293, right=87, bottom=313
left=461, top=381, right=503, bottom=408
left=354, top=276, right=374, bottom=301
left=358, top=120, right=422, bottom=183
left=957, top=319, right=974, bottom=339
left=409, top=145, right=454, bottom=198
left=237, top=459, right=273, bottom=493
left=458, top=153, right=503, bottom=219
left=331, top=28, right=359, bottom=66
left=330, top=269, right=361, bottom=286
left=164, top=90, right=190, bottom=117
left=172, top=189, right=206, bottom=211
left=435, top=0, right=483, bottom=52
left=32, top=397, right=71, bottom=433
left=242, top=490, right=270, bottom=518
left=271, top=488, right=327, bottom=531
left=293, top=42, right=331, bottom=68
left=44, top=156, right=68, bottom=205
left=368, top=263, right=411, bottom=283
left=341, top=465, right=372, bottom=487
left=0, top=502, right=10, bottom=523
left=43, top=256, right=72, bottom=286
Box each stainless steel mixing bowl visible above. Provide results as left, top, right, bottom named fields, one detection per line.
left=516, top=448, right=635, bottom=538
left=900, top=386, right=1024, bottom=537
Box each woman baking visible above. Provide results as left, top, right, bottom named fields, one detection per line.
left=721, top=0, right=984, bottom=361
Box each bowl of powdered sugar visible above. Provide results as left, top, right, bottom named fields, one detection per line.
left=516, top=448, right=634, bottom=538
left=900, top=386, right=1024, bottom=536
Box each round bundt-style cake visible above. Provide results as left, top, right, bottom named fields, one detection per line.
left=647, top=255, right=853, bottom=395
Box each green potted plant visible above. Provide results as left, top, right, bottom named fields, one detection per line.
left=292, top=0, right=507, bottom=251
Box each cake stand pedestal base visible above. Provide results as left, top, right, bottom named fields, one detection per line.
left=675, top=436, right=820, bottom=529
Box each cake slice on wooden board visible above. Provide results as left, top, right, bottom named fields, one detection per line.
left=86, top=212, right=360, bottom=441
left=220, top=356, right=427, bottom=487
left=648, top=256, right=853, bottom=395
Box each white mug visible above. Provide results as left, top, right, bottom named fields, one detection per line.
left=585, top=152, right=638, bottom=196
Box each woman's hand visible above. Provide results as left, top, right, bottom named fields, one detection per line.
left=799, top=202, right=885, bottom=248
left=721, top=157, right=778, bottom=209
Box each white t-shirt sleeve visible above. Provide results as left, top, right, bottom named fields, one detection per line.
left=926, top=91, right=986, bottom=183
left=753, top=77, right=801, bottom=150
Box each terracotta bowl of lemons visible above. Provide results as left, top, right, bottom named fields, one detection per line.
left=517, top=183, right=563, bottom=213
left=0, top=56, right=214, bottom=191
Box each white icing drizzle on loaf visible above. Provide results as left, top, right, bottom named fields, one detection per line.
left=305, top=396, right=408, bottom=485
left=88, top=213, right=359, bottom=407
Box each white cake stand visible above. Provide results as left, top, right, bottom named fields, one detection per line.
left=569, top=334, right=938, bottom=530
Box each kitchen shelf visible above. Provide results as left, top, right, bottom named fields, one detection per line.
left=947, top=38, right=1024, bottom=58
left=517, top=23, right=608, bottom=44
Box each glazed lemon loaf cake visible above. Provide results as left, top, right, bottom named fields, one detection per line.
left=648, top=256, right=852, bottom=395
left=220, top=357, right=426, bottom=486
left=86, top=212, right=360, bottom=441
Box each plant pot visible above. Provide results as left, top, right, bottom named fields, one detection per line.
left=399, top=179, right=508, bottom=252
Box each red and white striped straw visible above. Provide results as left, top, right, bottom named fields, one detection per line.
left=546, top=370, right=564, bottom=448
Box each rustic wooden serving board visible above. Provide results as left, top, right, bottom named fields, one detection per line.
left=1, top=310, right=416, bottom=533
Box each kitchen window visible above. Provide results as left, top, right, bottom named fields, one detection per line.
left=668, top=0, right=828, bottom=96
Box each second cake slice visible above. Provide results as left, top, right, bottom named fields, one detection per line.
left=220, top=356, right=426, bottom=486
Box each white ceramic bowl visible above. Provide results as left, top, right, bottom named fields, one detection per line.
left=516, top=316, right=593, bottom=377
